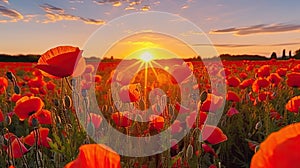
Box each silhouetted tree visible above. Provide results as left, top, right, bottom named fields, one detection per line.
left=282, top=49, right=288, bottom=60
left=295, top=49, right=300, bottom=59
left=270, top=52, right=277, bottom=60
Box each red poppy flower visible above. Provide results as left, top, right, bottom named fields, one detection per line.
left=251, top=123, right=300, bottom=168
left=36, top=46, right=86, bottom=78
left=286, top=96, right=300, bottom=113
left=94, top=75, right=102, bottom=83
left=226, top=107, right=239, bottom=117
left=149, top=115, right=165, bottom=132
left=28, top=109, right=52, bottom=126
left=267, top=73, right=281, bottom=86
left=23, top=127, right=52, bottom=148
left=64, top=144, right=121, bottom=168
left=269, top=110, right=282, bottom=120
left=170, top=120, right=182, bottom=134
left=200, top=94, right=224, bottom=113
left=119, top=84, right=140, bottom=103
left=111, top=112, right=133, bottom=127
left=202, top=143, right=217, bottom=157
left=226, top=76, right=241, bottom=87
left=239, top=72, right=248, bottom=79
left=0, top=109, right=4, bottom=122
left=257, top=65, right=270, bottom=77
left=0, top=77, right=8, bottom=94
left=276, top=68, right=287, bottom=77
left=226, top=91, right=240, bottom=102
left=240, top=78, right=255, bottom=89
left=10, top=93, right=22, bottom=102
left=258, top=92, right=268, bottom=102
left=29, top=87, right=40, bottom=94
left=88, top=113, right=103, bottom=129
left=14, top=96, right=44, bottom=121
left=201, top=125, right=227, bottom=145
left=27, top=77, right=46, bottom=88
left=186, top=111, right=207, bottom=128
left=287, top=72, right=300, bottom=88
left=209, top=165, right=217, bottom=168
left=46, top=81, right=56, bottom=91
left=7, top=138, right=28, bottom=159
left=291, top=64, right=300, bottom=72
left=252, top=78, right=270, bottom=93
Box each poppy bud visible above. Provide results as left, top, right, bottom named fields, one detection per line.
left=200, top=90, right=208, bottom=103
left=31, top=117, right=39, bottom=127
left=14, top=85, right=20, bottom=94
left=87, top=121, right=95, bottom=137
left=4, top=115, right=12, bottom=126
left=6, top=71, right=15, bottom=82
left=70, top=79, right=76, bottom=87
left=53, top=99, right=60, bottom=107
left=186, top=144, right=194, bottom=160
left=81, top=89, right=88, bottom=97
left=255, top=121, right=262, bottom=130
left=63, top=95, right=72, bottom=109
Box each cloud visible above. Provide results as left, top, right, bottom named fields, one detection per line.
left=1, top=0, right=9, bottom=4
left=210, top=23, right=300, bottom=35
left=40, top=3, right=64, bottom=13
left=0, top=5, right=23, bottom=22
left=40, top=3, right=105, bottom=25
left=193, top=42, right=300, bottom=48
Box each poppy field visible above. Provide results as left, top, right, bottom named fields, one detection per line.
left=1, top=46, right=300, bottom=168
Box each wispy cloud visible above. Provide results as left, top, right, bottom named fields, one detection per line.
left=0, top=5, right=23, bottom=22
left=40, top=3, right=64, bottom=13
left=1, top=0, right=9, bottom=4
left=193, top=42, right=300, bottom=48
left=210, top=23, right=300, bottom=35
left=40, top=3, right=105, bottom=25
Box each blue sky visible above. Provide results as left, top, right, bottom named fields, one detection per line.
left=0, top=0, right=300, bottom=58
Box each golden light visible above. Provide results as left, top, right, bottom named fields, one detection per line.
left=140, top=52, right=153, bottom=63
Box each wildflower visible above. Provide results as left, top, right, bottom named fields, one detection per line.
left=88, top=113, right=103, bottom=129
left=0, top=77, right=8, bottom=94
left=267, top=73, right=281, bottom=86
left=36, top=46, right=86, bottom=78
left=240, top=78, right=255, bottom=89
left=186, top=111, right=207, bottom=128
left=170, top=120, right=182, bottom=134
left=226, top=91, right=240, bottom=102
left=252, top=78, right=270, bottom=93
left=251, top=123, right=300, bottom=168
left=201, top=125, right=227, bottom=145
left=119, top=84, right=140, bottom=103
left=14, top=96, right=44, bottom=120
left=200, top=94, right=224, bottom=113
left=111, top=112, right=132, bottom=127
left=286, top=96, right=300, bottom=113
left=287, top=72, right=300, bottom=88
left=8, top=138, right=28, bottom=159
left=276, top=68, right=287, bottom=77
left=23, top=127, right=52, bottom=148
left=64, top=144, right=121, bottom=168
left=226, top=76, right=241, bottom=87
left=226, top=107, right=239, bottom=117
left=28, top=109, right=52, bottom=126
left=149, top=115, right=165, bottom=132
left=46, top=81, right=56, bottom=91
left=257, top=65, right=270, bottom=77
left=10, top=93, right=22, bottom=102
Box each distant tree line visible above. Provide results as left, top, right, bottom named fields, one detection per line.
left=0, top=54, right=40, bottom=62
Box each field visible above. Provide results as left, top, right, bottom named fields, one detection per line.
left=1, top=56, right=300, bottom=168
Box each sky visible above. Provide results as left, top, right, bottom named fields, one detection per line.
left=0, top=0, right=300, bottom=59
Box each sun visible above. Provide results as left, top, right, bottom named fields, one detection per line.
left=140, top=52, right=153, bottom=63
